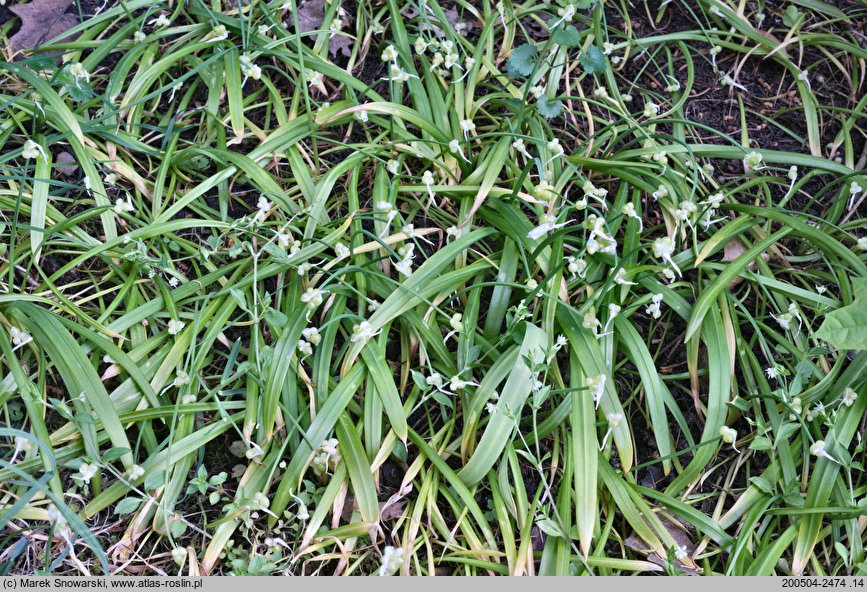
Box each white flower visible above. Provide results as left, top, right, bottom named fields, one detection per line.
left=859, top=237, right=867, bottom=251
left=645, top=293, right=664, bottom=319
left=171, top=547, right=186, bottom=566
left=168, top=319, right=185, bottom=335
left=528, top=213, right=569, bottom=241
left=114, top=196, right=135, bottom=214
left=69, top=62, right=90, bottom=84
left=533, top=179, right=557, bottom=202
left=300, top=287, right=324, bottom=311
left=459, top=119, right=476, bottom=138
left=614, top=268, right=636, bottom=286
left=379, top=546, right=405, bottom=576
left=10, top=326, right=32, bottom=347
left=449, top=376, right=476, bottom=391
left=652, top=236, right=681, bottom=277
left=381, top=45, right=398, bottom=62
left=133, top=30, right=147, bottom=42
left=14, top=436, right=36, bottom=456
left=297, top=339, right=313, bottom=357
left=554, top=3, right=575, bottom=25
left=586, top=374, right=606, bottom=409
left=421, top=170, right=436, bottom=202
left=210, top=25, right=228, bottom=41
left=566, top=256, right=587, bottom=279
left=335, top=242, right=350, bottom=258
left=608, top=304, right=621, bottom=318
left=351, top=321, right=379, bottom=344
left=765, top=366, right=779, bottom=380
left=150, top=13, right=170, bottom=27
left=485, top=402, right=498, bottom=415
left=850, top=181, right=863, bottom=195
left=652, top=184, right=668, bottom=201
left=809, top=439, right=838, bottom=463
left=22, top=139, right=46, bottom=160
left=414, top=37, right=428, bottom=54
left=128, top=464, right=145, bottom=480
left=302, top=327, right=321, bottom=346
left=546, top=138, right=564, bottom=159
left=719, top=426, right=738, bottom=452
left=743, top=151, right=763, bottom=170
left=582, top=309, right=600, bottom=333
left=426, top=372, right=444, bottom=390
left=842, top=387, right=858, bottom=407
left=643, top=102, right=659, bottom=118
left=622, top=202, right=642, bottom=230
left=386, top=160, right=400, bottom=175
left=772, top=312, right=793, bottom=331
left=78, top=462, right=98, bottom=483
left=449, top=139, right=469, bottom=162
left=603, top=42, right=615, bottom=55
left=258, top=24, right=271, bottom=35
left=512, top=138, right=532, bottom=160
left=675, top=545, right=689, bottom=561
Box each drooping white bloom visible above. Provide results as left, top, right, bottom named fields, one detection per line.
left=167, top=319, right=185, bottom=335
left=297, top=339, right=313, bottom=357
left=149, top=13, right=170, bottom=27
left=459, top=119, right=476, bottom=138
left=528, top=213, right=569, bottom=241
left=22, top=139, right=46, bottom=160
left=743, top=151, right=764, bottom=170
left=78, top=462, right=98, bottom=483
left=614, top=268, right=637, bottom=286
left=809, top=440, right=838, bottom=463
left=114, top=196, right=135, bottom=214
left=69, top=62, right=90, bottom=84
left=652, top=236, right=681, bottom=277
left=351, top=321, right=379, bottom=344
left=210, top=25, right=229, bottom=42
left=300, top=287, right=324, bottom=311
left=719, top=426, right=738, bottom=452
left=643, top=102, right=659, bottom=118
left=586, top=374, right=606, bottom=409
left=566, top=256, right=587, bottom=279
left=645, top=293, right=664, bottom=319
left=421, top=170, right=436, bottom=202
left=621, top=202, right=642, bottom=230
left=378, top=546, right=405, bottom=576
left=133, top=30, right=147, bottom=42
left=842, top=387, right=858, bottom=407
left=334, top=242, right=350, bottom=259
left=381, top=45, right=398, bottom=62
left=172, top=547, right=186, bottom=566
left=128, top=464, right=145, bottom=480
left=10, top=326, right=32, bottom=348
left=302, top=327, right=321, bottom=346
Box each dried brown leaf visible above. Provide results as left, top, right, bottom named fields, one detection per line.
left=9, top=0, right=79, bottom=55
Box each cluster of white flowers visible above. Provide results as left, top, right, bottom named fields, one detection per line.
left=311, top=438, right=340, bottom=477
left=584, top=214, right=617, bottom=255
left=301, top=287, right=324, bottom=311
left=378, top=546, right=405, bottom=576
left=240, top=53, right=262, bottom=82
left=415, top=38, right=472, bottom=82
left=380, top=44, right=413, bottom=82
left=566, top=255, right=587, bottom=279
left=297, top=326, right=321, bottom=359
left=645, top=293, right=664, bottom=319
